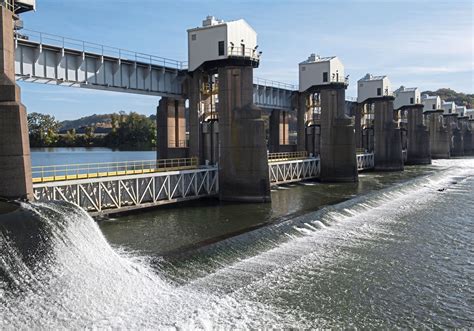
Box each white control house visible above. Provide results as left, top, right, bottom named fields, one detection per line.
left=298, top=54, right=345, bottom=92
left=442, top=101, right=456, bottom=114
left=455, top=105, right=466, bottom=116
left=357, top=74, right=392, bottom=103
left=187, top=16, right=259, bottom=72
left=393, top=86, right=421, bottom=110
left=421, top=94, right=442, bottom=111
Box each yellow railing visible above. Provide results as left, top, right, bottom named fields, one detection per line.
left=32, top=157, right=198, bottom=183
left=268, top=151, right=308, bottom=162
left=168, top=140, right=188, bottom=148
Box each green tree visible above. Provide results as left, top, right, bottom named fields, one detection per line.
left=28, top=112, right=61, bottom=147
left=104, top=111, right=155, bottom=148
left=64, top=128, right=76, bottom=146
left=84, top=126, right=95, bottom=146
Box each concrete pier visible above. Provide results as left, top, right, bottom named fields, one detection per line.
left=470, top=119, right=474, bottom=155
left=425, top=110, right=450, bottom=159
left=405, top=104, right=431, bottom=165
left=444, top=114, right=463, bottom=157
left=459, top=116, right=472, bottom=155
left=305, top=124, right=320, bottom=156
left=297, top=92, right=307, bottom=152
left=202, top=119, right=219, bottom=164
left=319, top=85, right=358, bottom=182
left=156, top=97, right=188, bottom=159
left=373, top=97, right=404, bottom=171
left=354, top=103, right=363, bottom=149
left=217, top=65, right=270, bottom=202
left=269, top=109, right=291, bottom=153
left=0, top=6, right=33, bottom=200
left=188, top=71, right=203, bottom=162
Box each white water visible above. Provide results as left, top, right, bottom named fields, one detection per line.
left=1, top=159, right=473, bottom=328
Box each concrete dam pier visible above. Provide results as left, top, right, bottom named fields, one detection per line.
left=217, top=65, right=270, bottom=202
left=0, top=5, right=32, bottom=200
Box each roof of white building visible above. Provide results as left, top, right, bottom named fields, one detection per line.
left=358, top=73, right=387, bottom=82
left=422, top=94, right=439, bottom=100
left=299, top=54, right=336, bottom=64
left=188, top=16, right=255, bottom=33
left=394, top=86, right=418, bottom=93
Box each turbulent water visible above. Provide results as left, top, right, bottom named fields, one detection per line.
left=1, top=158, right=473, bottom=328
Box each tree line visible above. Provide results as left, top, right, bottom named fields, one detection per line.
left=28, top=111, right=156, bottom=149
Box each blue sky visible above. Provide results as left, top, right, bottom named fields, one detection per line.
left=18, top=0, right=473, bottom=121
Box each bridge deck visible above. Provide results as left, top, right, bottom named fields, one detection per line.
left=14, top=29, right=297, bottom=110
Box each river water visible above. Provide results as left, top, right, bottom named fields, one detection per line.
left=1, top=148, right=473, bottom=328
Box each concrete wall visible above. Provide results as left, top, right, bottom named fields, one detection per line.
left=268, top=109, right=291, bottom=152
left=444, top=114, right=463, bottom=156
left=217, top=65, right=270, bottom=202
left=319, top=86, right=358, bottom=182
left=188, top=72, right=203, bottom=161
left=0, top=6, right=33, bottom=200
left=425, top=110, right=450, bottom=158
left=156, top=97, right=188, bottom=159
left=202, top=120, right=219, bottom=164
left=405, top=105, right=431, bottom=164
left=373, top=97, right=403, bottom=171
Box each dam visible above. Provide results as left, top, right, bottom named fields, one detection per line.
left=0, top=0, right=473, bottom=328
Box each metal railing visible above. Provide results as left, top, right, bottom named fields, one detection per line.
left=357, top=153, right=374, bottom=171
left=227, top=46, right=260, bottom=61
left=254, top=77, right=297, bottom=91
left=168, top=140, right=188, bottom=148
left=32, top=157, right=198, bottom=183
left=268, top=151, right=308, bottom=162
left=15, top=29, right=188, bottom=70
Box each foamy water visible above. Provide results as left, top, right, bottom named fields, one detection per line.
left=1, top=158, right=473, bottom=328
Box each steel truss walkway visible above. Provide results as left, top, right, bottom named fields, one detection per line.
left=32, top=153, right=375, bottom=215
left=14, top=29, right=297, bottom=110
left=33, top=167, right=218, bottom=215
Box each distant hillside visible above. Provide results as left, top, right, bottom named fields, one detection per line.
left=60, top=113, right=156, bottom=131
left=421, top=88, right=474, bottom=109
left=60, top=114, right=113, bottom=131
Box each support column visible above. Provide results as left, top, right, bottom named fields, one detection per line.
left=0, top=6, right=33, bottom=200
left=202, top=119, right=219, bottom=165
left=156, top=97, right=187, bottom=159
left=268, top=109, right=289, bottom=153
left=188, top=71, right=202, bottom=162
left=425, top=110, right=450, bottom=159
left=470, top=119, right=474, bottom=155
left=305, top=124, right=320, bottom=157
left=319, top=85, right=358, bottom=182
left=460, top=117, right=472, bottom=155
left=217, top=65, right=270, bottom=202
left=405, top=105, right=431, bottom=165
left=297, top=92, right=307, bottom=152
left=355, top=103, right=363, bottom=149
left=373, top=97, right=403, bottom=171
left=444, top=114, right=463, bottom=156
